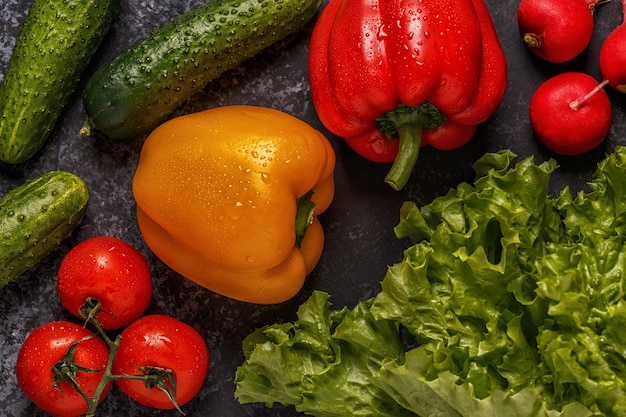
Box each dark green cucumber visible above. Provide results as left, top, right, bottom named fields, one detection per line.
left=0, top=171, right=89, bottom=289
left=0, top=0, right=119, bottom=164
left=81, top=0, right=323, bottom=140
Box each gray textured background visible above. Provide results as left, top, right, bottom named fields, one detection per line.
left=1, top=0, right=625, bottom=416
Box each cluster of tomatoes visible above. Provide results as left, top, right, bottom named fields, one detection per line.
left=15, top=236, right=210, bottom=417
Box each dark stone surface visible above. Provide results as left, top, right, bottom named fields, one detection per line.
left=0, top=0, right=625, bottom=416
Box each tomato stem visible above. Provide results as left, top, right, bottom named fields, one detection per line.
left=569, top=79, right=610, bottom=111
left=109, top=368, right=186, bottom=415
left=51, top=299, right=187, bottom=416
left=85, top=335, right=121, bottom=417
left=52, top=337, right=101, bottom=409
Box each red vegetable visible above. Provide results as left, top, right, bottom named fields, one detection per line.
left=517, top=0, right=598, bottom=63
left=308, top=0, right=507, bottom=190
left=15, top=321, right=111, bottom=417
left=113, top=314, right=210, bottom=410
left=599, top=0, right=626, bottom=93
left=529, top=72, right=611, bottom=155
left=57, top=236, right=153, bottom=330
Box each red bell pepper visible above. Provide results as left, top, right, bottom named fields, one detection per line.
left=308, top=0, right=507, bottom=190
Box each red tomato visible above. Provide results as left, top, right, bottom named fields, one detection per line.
left=15, top=321, right=111, bottom=417
left=113, top=314, right=210, bottom=410
left=57, top=236, right=153, bottom=329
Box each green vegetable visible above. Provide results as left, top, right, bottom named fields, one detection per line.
left=81, top=0, right=323, bottom=140
left=235, top=146, right=626, bottom=416
left=0, top=0, right=119, bottom=164
left=0, top=171, right=89, bottom=289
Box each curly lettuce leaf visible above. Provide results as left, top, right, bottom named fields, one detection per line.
left=534, top=149, right=626, bottom=415
left=235, top=147, right=626, bottom=417
left=375, top=348, right=568, bottom=417
left=235, top=291, right=416, bottom=416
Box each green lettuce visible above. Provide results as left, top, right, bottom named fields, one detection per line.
left=235, top=147, right=626, bottom=417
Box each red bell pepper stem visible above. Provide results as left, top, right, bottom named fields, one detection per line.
left=385, top=123, right=424, bottom=190
left=378, top=103, right=445, bottom=190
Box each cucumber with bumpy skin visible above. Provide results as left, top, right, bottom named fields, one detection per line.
left=0, top=0, right=119, bottom=164
left=0, top=171, right=89, bottom=289
left=81, top=0, right=323, bottom=140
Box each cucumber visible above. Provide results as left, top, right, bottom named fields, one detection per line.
left=0, top=0, right=119, bottom=164
left=0, top=171, right=89, bottom=289
left=81, top=0, right=323, bottom=140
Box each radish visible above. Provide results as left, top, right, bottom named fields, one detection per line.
left=599, top=0, right=626, bottom=92
left=517, top=0, right=599, bottom=63
left=529, top=72, right=612, bottom=156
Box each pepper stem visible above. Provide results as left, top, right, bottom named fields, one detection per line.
left=295, top=191, right=315, bottom=248
left=377, top=102, right=446, bottom=190
left=385, top=124, right=424, bottom=190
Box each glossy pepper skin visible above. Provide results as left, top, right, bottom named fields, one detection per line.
left=132, top=106, right=335, bottom=304
left=309, top=0, right=507, bottom=190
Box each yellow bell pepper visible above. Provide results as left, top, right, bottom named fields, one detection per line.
left=132, top=105, right=336, bottom=304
